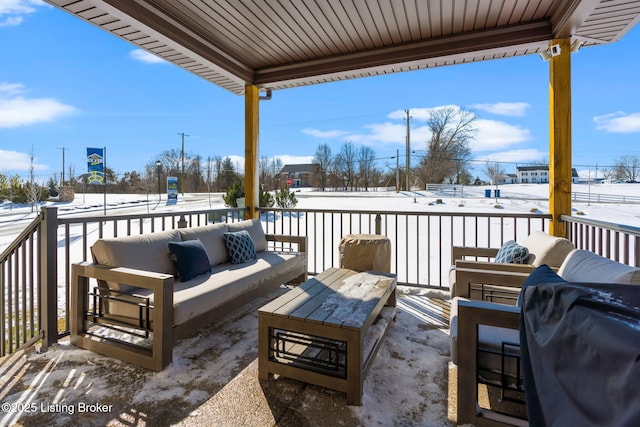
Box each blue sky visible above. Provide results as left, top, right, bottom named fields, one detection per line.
left=1, top=1, right=639, bottom=183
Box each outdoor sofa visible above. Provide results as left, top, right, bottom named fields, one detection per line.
left=451, top=248, right=640, bottom=425
left=71, top=219, right=307, bottom=371
left=449, top=231, right=575, bottom=303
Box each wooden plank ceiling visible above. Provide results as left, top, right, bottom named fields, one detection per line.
left=44, top=0, right=640, bottom=95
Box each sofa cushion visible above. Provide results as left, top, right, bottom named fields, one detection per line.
left=517, top=264, right=567, bottom=307
left=223, top=230, right=257, bottom=264
left=92, top=229, right=181, bottom=292
left=558, top=249, right=640, bottom=284
left=495, top=240, right=530, bottom=264
left=227, top=219, right=268, bottom=252
left=179, top=223, right=229, bottom=266
left=109, top=251, right=307, bottom=325
left=168, top=239, right=211, bottom=282
left=522, top=231, right=574, bottom=267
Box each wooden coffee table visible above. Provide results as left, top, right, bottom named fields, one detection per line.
left=258, top=267, right=397, bottom=405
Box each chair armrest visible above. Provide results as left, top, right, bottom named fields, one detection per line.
left=452, top=246, right=499, bottom=261
left=455, top=299, right=521, bottom=425
left=453, top=267, right=530, bottom=299
left=266, top=234, right=306, bottom=252
left=73, top=262, right=174, bottom=292
left=70, top=261, right=174, bottom=371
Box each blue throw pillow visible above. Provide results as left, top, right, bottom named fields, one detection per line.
left=223, top=230, right=256, bottom=264
left=517, top=264, right=567, bottom=307
left=168, top=239, right=211, bottom=282
left=495, top=240, right=530, bottom=264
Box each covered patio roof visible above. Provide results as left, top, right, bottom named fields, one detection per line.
left=45, top=0, right=640, bottom=95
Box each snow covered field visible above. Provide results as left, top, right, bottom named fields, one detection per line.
left=1, top=182, right=638, bottom=254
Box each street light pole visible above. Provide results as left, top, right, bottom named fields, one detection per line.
left=156, top=160, right=162, bottom=202
left=178, top=132, right=190, bottom=196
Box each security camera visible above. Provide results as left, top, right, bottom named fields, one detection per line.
left=550, top=44, right=561, bottom=56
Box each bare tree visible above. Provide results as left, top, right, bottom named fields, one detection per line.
left=484, top=160, right=506, bottom=202
left=335, top=141, right=357, bottom=190
left=614, top=155, right=640, bottom=182
left=312, top=143, right=332, bottom=191
left=259, top=156, right=283, bottom=190
left=417, top=107, right=476, bottom=184
left=28, top=148, right=43, bottom=212
left=357, top=146, right=377, bottom=191
left=484, top=160, right=506, bottom=185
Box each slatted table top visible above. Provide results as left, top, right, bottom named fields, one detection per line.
left=258, top=267, right=396, bottom=330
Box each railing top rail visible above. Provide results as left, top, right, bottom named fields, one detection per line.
left=57, top=207, right=245, bottom=225
left=0, top=214, right=41, bottom=262
left=263, top=207, right=552, bottom=219
left=561, top=214, right=640, bottom=236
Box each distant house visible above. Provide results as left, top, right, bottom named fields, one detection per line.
left=516, top=165, right=579, bottom=184
left=502, top=173, right=518, bottom=184
left=279, top=164, right=318, bottom=187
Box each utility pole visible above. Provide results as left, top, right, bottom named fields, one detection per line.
left=178, top=132, right=190, bottom=196
left=396, top=148, right=400, bottom=193
left=57, top=147, right=70, bottom=185
left=405, top=110, right=411, bottom=192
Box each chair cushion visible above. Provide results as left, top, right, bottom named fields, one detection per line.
left=227, top=219, right=268, bottom=252
left=495, top=240, right=530, bottom=264
left=223, top=230, right=257, bottom=264
left=558, top=249, right=640, bottom=284
left=517, top=264, right=567, bottom=307
left=522, top=231, right=575, bottom=267
left=91, top=229, right=181, bottom=293
left=179, top=223, right=229, bottom=266
left=168, top=239, right=211, bottom=282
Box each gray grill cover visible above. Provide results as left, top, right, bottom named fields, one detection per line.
left=521, top=282, right=640, bottom=427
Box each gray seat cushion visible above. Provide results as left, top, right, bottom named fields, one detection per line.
left=108, top=251, right=306, bottom=325
left=558, top=249, right=640, bottom=284
left=179, top=223, right=229, bottom=266
left=92, top=229, right=181, bottom=293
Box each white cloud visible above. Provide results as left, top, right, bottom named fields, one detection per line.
left=0, top=149, right=47, bottom=171
left=475, top=149, right=547, bottom=164
left=388, top=105, right=461, bottom=121
left=470, top=102, right=530, bottom=117
left=302, top=104, right=532, bottom=154
left=130, top=49, right=167, bottom=64
left=593, top=111, right=640, bottom=133
left=0, top=82, right=25, bottom=95
left=0, top=95, right=76, bottom=128
left=275, top=155, right=313, bottom=166
left=472, top=119, right=532, bottom=151
left=302, top=128, right=349, bottom=138
left=0, top=16, right=21, bottom=26
left=0, top=0, right=47, bottom=26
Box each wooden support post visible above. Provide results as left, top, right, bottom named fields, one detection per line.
left=549, top=38, right=572, bottom=237
left=245, top=85, right=260, bottom=220
left=40, top=206, right=58, bottom=350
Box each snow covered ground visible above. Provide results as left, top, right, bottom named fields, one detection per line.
left=2, top=182, right=638, bottom=254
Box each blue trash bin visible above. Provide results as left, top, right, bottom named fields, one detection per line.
left=494, top=189, right=501, bottom=198
left=484, top=189, right=491, bottom=198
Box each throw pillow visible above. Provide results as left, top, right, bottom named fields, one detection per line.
left=517, top=264, right=567, bottom=307
left=223, top=230, right=257, bottom=264
left=168, top=239, right=211, bottom=282
left=495, top=240, right=530, bottom=264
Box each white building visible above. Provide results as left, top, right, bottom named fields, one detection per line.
left=516, top=165, right=579, bottom=184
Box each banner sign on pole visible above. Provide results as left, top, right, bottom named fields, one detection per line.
left=167, top=176, right=178, bottom=202
left=86, top=147, right=105, bottom=185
